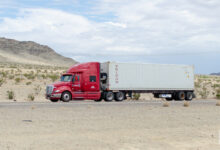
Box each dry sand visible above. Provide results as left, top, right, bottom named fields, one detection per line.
left=0, top=101, right=220, bottom=150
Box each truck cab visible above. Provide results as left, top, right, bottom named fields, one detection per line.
left=46, top=62, right=101, bottom=102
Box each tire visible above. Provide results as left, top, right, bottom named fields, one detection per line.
left=104, top=92, right=114, bottom=102
left=61, top=91, right=72, bottom=102
left=176, top=92, right=185, bottom=101
left=94, top=99, right=102, bottom=102
left=186, top=92, right=193, bottom=101
left=115, top=92, right=125, bottom=101
left=50, top=99, right=59, bottom=102
left=166, top=98, right=173, bottom=101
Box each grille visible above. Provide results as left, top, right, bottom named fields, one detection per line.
left=46, top=85, right=54, bottom=95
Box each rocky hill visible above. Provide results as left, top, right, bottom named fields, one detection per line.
left=0, top=37, right=77, bottom=66
left=210, top=72, right=220, bottom=76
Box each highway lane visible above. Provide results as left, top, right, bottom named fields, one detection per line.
left=0, top=99, right=218, bottom=108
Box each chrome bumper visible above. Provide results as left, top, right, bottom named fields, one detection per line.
left=46, top=93, right=62, bottom=99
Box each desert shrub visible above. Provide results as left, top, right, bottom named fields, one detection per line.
left=8, top=75, right=14, bottom=80
left=47, top=74, right=59, bottom=82
left=0, top=78, right=5, bottom=86
left=28, top=93, right=35, bottom=101
left=15, top=78, right=21, bottom=83
left=200, top=75, right=209, bottom=79
left=133, top=93, right=140, bottom=100
left=34, top=85, right=42, bottom=95
left=23, top=73, right=35, bottom=80
left=16, top=69, right=22, bottom=73
left=163, top=101, right=170, bottom=107
left=194, top=82, right=201, bottom=88
left=26, top=82, right=32, bottom=85
left=183, top=101, right=190, bottom=107
left=10, top=69, right=14, bottom=74
left=199, top=87, right=209, bottom=99
left=41, top=74, right=47, bottom=79
left=7, top=90, right=15, bottom=100
left=9, top=65, right=17, bottom=68
left=216, top=101, right=220, bottom=106
left=216, top=89, right=220, bottom=99
left=0, top=71, right=7, bottom=78
left=212, top=84, right=220, bottom=88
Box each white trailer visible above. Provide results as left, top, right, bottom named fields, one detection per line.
left=100, top=62, right=195, bottom=101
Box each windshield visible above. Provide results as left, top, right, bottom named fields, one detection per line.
left=61, top=75, right=72, bottom=82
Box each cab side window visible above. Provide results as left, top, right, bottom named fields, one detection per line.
left=72, top=75, right=75, bottom=82
left=90, top=76, right=96, bottom=82
left=73, top=75, right=80, bottom=82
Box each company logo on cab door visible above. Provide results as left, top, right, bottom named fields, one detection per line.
left=115, top=65, right=119, bottom=84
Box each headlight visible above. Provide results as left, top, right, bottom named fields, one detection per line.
left=54, top=90, right=60, bottom=93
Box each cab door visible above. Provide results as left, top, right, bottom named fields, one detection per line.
left=72, top=74, right=81, bottom=92
left=86, top=75, right=101, bottom=99
left=71, top=73, right=85, bottom=99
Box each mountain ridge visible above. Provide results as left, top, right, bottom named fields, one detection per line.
left=0, top=37, right=77, bottom=66
left=210, top=72, right=220, bottom=76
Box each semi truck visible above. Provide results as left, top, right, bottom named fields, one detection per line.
left=46, top=62, right=195, bottom=102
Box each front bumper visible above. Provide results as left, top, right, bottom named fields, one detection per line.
left=46, top=93, right=62, bottom=100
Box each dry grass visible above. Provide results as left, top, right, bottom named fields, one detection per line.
left=183, top=101, right=190, bottom=107
left=163, top=101, right=170, bottom=107
left=216, top=101, right=220, bottom=106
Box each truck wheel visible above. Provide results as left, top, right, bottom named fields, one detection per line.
left=176, top=92, right=185, bottom=101
left=50, top=99, right=59, bottom=102
left=115, top=92, right=125, bottom=101
left=94, top=99, right=102, bottom=102
left=62, top=91, right=72, bottom=102
left=104, top=92, right=114, bottom=102
left=186, top=92, right=193, bottom=101
left=165, top=98, right=173, bottom=101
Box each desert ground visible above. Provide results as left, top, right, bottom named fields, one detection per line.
left=0, top=63, right=220, bottom=102
left=0, top=100, right=220, bottom=150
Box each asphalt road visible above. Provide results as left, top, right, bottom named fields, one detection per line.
left=0, top=99, right=218, bottom=108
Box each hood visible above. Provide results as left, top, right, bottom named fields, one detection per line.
left=52, top=81, right=70, bottom=87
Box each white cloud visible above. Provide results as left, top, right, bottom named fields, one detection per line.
left=0, top=0, right=220, bottom=65
left=105, top=22, right=127, bottom=28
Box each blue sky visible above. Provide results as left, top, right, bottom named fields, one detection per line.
left=0, top=0, right=220, bottom=74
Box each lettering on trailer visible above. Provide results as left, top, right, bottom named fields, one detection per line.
left=115, top=65, right=119, bottom=84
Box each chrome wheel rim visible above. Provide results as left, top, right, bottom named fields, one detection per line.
left=63, top=93, right=70, bottom=101
left=118, top=92, right=124, bottom=100
left=107, top=93, right=113, bottom=100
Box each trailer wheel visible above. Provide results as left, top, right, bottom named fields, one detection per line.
left=176, top=92, right=185, bottom=101
left=61, top=91, right=72, bottom=102
left=165, top=98, right=173, bottom=101
left=104, top=92, right=114, bottom=102
left=186, top=92, right=193, bottom=101
left=115, top=92, right=125, bottom=101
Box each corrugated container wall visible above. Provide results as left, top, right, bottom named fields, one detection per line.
left=101, top=62, right=194, bottom=91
